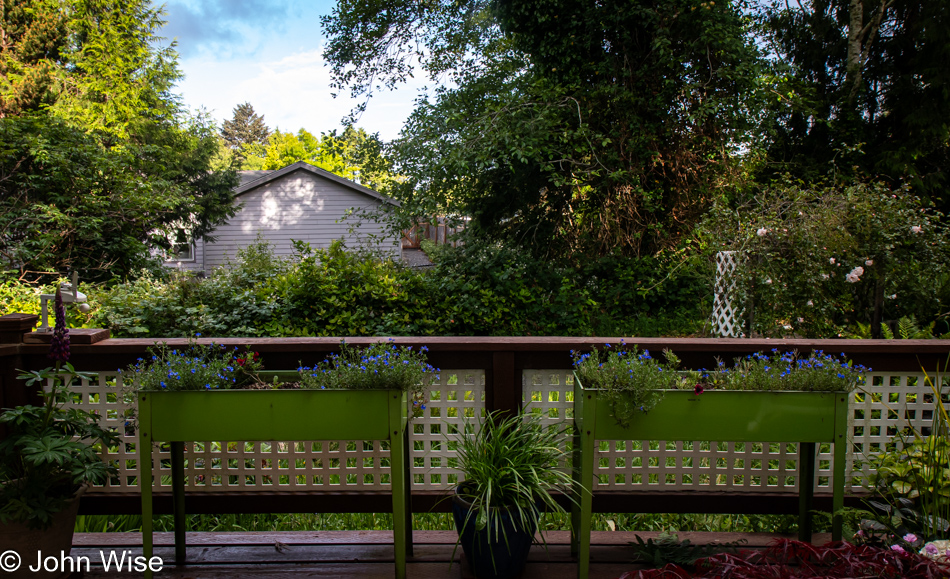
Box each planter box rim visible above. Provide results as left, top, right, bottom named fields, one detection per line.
left=575, top=386, right=850, bottom=394
left=572, top=371, right=850, bottom=395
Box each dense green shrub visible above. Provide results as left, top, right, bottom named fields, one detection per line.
left=702, top=180, right=950, bottom=338
left=91, top=241, right=286, bottom=337
left=4, top=237, right=709, bottom=338
left=0, top=278, right=101, bottom=329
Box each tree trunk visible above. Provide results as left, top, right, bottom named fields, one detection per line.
left=846, top=0, right=865, bottom=106
left=871, top=269, right=885, bottom=339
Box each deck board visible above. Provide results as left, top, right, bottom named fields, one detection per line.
left=74, top=530, right=831, bottom=579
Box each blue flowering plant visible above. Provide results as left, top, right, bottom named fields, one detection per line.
left=706, top=350, right=868, bottom=393
left=128, top=338, right=265, bottom=391
left=298, top=341, right=439, bottom=417
left=1, top=288, right=119, bottom=529
left=572, top=343, right=686, bottom=427
left=574, top=345, right=868, bottom=427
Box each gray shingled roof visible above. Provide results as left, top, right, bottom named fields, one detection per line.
left=238, top=170, right=273, bottom=187
left=234, top=162, right=399, bottom=207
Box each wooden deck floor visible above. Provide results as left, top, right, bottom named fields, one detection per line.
left=71, top=530, right=831, bottom=579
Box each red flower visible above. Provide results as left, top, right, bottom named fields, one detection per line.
left=694, top=384, right=704, bottom=395
left=236, top=358, right=246, bottom=366
left=252, top=352, right=260, bottom=361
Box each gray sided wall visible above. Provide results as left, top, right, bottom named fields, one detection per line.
left=201, top=169, right=400, bottom=273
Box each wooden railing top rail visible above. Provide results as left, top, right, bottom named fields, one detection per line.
left=6, top=335, right=950, bottom=373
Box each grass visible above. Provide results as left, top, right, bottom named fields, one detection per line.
left=75, top=512, right=808, bottom=534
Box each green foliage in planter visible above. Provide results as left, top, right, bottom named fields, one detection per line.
left=573, top=344, right=685, bottom=427
left=708, top=350, right=868, bottom=393
left=455, top=410, right=573, bottom=538
left=1, top=289, right=118, bottom=529
left=0, top=371, right=118, bottom=529
left=128, top=340, right=264, bottom=391
left=297, top=341, right=438, bottom=400
left=574, top=346, right=866, bottom=427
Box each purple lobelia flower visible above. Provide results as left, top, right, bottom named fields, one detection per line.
left=48, top=287, right=70, bottom=364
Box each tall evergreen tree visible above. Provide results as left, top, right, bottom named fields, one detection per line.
left=757, top=1, right=950, bottom=205
left=221, top=102, right=270, bottom=156
left=0, top=0, right=238, bottom=281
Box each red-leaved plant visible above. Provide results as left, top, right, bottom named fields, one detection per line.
left=619, top=539, right=950, bottom=579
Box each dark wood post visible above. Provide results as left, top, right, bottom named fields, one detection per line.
left=0, top=313, right=38, bottom=345
left=487, top=351, right=518, bottom=417
left=0, top=314, right=39, bottom=436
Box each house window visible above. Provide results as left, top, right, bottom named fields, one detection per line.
left=168, top=229, right=195, bottom=262
left=173, top=243, right=194, bottom=261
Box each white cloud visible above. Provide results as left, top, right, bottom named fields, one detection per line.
left=176, top=48, right=427, bottom=141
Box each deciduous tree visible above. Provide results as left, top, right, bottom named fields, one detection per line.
left=242, top=126, right=396, bottom=194
left=323, top=0, right=761, bottom=259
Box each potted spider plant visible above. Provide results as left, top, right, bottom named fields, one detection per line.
left=0, top=289, right=118, bottom=579
left=452, top=409, right=573, bottom=579
left=131, top=339, right=437, bottom=579
left=570, top=344, right=866, bottom=579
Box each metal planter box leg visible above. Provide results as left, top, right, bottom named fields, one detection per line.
left=570, top=373, right=848, bottom=579
left=138, top=389, right=412, bottom=579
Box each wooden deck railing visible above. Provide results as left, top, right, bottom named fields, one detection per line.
left=3, top=313, right=949, bottom=519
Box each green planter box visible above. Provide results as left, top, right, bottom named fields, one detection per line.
left=138, top=389, right=411, bottom=579
left=570, top=372, right=849, bottom=579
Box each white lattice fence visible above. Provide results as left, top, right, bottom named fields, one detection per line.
left=56, top=370, right=485, bottom=494
left=523, top=369, right=949, bottom=494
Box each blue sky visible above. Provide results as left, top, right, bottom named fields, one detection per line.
left=159, top=0, right=425, bottom=141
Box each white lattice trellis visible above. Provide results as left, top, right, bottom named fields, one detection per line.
left=712, top=250, right=745, bottom=338
left=57, top=370, right=485, bottom=494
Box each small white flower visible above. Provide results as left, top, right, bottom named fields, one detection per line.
left=829, top=257, right=836, bottom=265
left=756, top=227, right=768, bottom=237
left=912, top=225, right=923, bottom=234
left=783, top=324, right=793, bottom=330
left=765, top=278, right=773, bottom=285
left=821, top=274, right=830, bottom=280
left=865, top=259, right=873, bottom=266
left=807, top=300, right=814, bottom=306
left=845, top=266, right=864, bottom=283
left=888, top=294, right=897, bottom=300
left=797, top=317, right=804, bottom=323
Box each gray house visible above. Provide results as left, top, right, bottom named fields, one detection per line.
left=165, top=161, right=401, bottom=275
